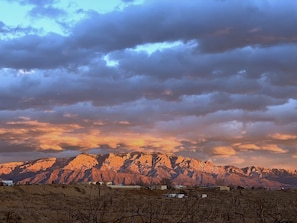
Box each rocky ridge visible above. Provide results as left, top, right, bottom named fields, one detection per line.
left=0, top=152, right=296, bottom=188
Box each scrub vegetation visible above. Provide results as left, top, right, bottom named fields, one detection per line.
left=1, top=184, right=297, bottom=223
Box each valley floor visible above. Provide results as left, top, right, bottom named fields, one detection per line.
left=1, top=184, right=297, bottom=223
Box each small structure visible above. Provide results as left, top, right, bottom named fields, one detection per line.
left=176, top=194, right=185, bottom=198
left=197, top=186, right=230, bottom=191
left=217, top=186, right=230, bottom=191
left=173, top=185, right=185, bottom=189
left=96, top=181, right=113, bottom=186
left=201, top=194, right=207, bottom=198
left=107, top=185, right=142, bottom=189
left=163, top=193, right=185, bottom=198
left=1, top=180, right=14, bottom=186
left=159, top=185, right=168, bottom=190
left=164, top=193, right=177, bottom=198
left=150, top=185, right=168, bottom=190
left=88, top=181, right=97, bottom=185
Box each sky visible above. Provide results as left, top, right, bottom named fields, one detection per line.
left=0, top=0, right=297, bottom=170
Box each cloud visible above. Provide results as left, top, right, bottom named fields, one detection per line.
left=8, top=0, right=57, bottom=6
left=0, top=118, right=183, bottom=153
left=0, top=21, right=39, bottom=38
left=0, top=34, right=92, bottom=69
left=28, top=5, right=66, bottom=18
left=1, top=0, right=297, bottom=169
left=236, top=143, right=287, bottom=154
left=212, top=146, right=237, bottom=156
left=5, top=0, right=65, bottom=19
left=69, top=0, right=297, bottom=53
left=270, top=134, right=297, bottom=140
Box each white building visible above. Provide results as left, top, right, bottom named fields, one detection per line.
left=1, top=180, right=14, bottom=186
left=163, top=193, right=185, bottom=198
left=173, top=185, right=185, bottom=189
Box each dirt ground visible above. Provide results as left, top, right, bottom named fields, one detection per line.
left=1, top=184, right=297, bottom=223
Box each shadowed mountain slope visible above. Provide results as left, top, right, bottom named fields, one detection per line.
left=0, top=152, right=296, bottom=188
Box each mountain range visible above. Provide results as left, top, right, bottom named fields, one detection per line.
left=0, top=152, right=296, bottom=188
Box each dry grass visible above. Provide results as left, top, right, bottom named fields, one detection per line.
left=1, top=184, right=297, bottom=223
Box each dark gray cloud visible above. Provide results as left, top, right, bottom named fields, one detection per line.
left=70, top=0, right=297, bottom=53
left=1, top=0, right=297, bottom=169
left=0, top=34, right=92, bottom=69
left=2, top=0, right=297, bottom=70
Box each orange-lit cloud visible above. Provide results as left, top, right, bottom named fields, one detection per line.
left=235, top=143, right=261, bottom=150
left=269, top=133, right=297, bottom=140
left=261, top=145, right=287, bottom=153
left=212, top=146, right=237, bottom=156
left=0, top=119, right=183, bottom=153
left=235, top=143, right=287, bottom=153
